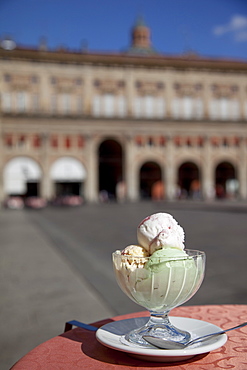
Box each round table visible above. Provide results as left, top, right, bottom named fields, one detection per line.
left=11, top=305, right=247, bottom=369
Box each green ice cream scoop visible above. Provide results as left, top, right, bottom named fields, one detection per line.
left=145, top=247, right=194, bottom=272
left=129, top=248, right=204, bottom=311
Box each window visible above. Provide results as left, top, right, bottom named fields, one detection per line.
left=172, top=98, right=180, bottom=119
left=50, top=77, right=56, bottom=85
left=159, top=136, right=166, bottom=146
left=142, top=96, right=148, bottom=117
left=144, top=96, right=154, bottom=117
left=2, top=92, right=12, bottom=112
left=172, top=97, right=203, bottom=119
left=209, top=99, right=218, bottom=120
left=157, top=82, right=164, bottom=90
left=4, top=134, right=13, bottom=147
left=135, top=136, right=144, bottom=146
left=94, top=79, right=101, bottom=87
left=33, top=135, right=41, bottom=148
left=16, top=92, right=26, bottom=112
left=209, top=98, right=240, bottom=120
left=17, top=135, right=26, bottom=147
left=117, top=96, right=127, bottom=117
left=92, top=95, right=101, bottom=116
left=64, top=136, right=71, bottom=148
left=51, top=135, right=58, bottom=148
left=134, top=96, right=165, bottom=118
left=4, top=74, right=11, bottom=82
left=156, top=97, right=165, bottom=118
left=133, top=96, right=142, bottom=118
left=31, top=75, right=38, bottom=84
left=92, top=94, right=126, bottom=117
left=76, top=78, right=82, bottom=86
left=183, top=96, right=193, bottom=119
left=103, top=94, right=114, bottom=117
left=78, top=135, right=84, bottom=148
left=220, top=98, right=228, bottom=120
left=61, top=94, right=70, bottom=114
left=194, top=98, right=204, bottom=119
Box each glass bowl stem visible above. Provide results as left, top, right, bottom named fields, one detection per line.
left=125, top=310, right=191, bottom=347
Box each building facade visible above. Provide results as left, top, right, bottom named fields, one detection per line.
left=1, top=20, right=247, bottom=203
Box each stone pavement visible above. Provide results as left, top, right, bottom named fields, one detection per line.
left=1, top=200, right=247, bottom=369
left=0, top=210, right=115, bottom=370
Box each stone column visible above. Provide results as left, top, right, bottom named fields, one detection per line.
left=165, top=73, right=173, bottom=118
left=125, top=69, right=134, bottom=117
left=165, top=135, right=176, bottom=200
left=40, top=133, right=53, bottom=200
left=238, top=136, right=247, bottom=199
left=202, top=136, right=215, bottom=200
left=239, top=84, right=246, bottom=120
left=203, top=82, right=211, bottom=119
left=83, top=66, right=93, bottom=116
left=125, top=135, right=139, bottom=201
left=41, top=174, right=54, bottom=200
left=84, top=135, right=98, bottom=202
left=0, top=121, right=5, bottom=205
left=40, top=71, right=52, bottom=113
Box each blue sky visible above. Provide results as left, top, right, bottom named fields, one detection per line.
left=0, top=0, right=247, bottom=60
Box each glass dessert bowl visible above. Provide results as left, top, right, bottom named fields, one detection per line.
left=112, top=249, right=206, bottom=347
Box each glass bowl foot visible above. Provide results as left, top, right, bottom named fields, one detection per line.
left=124, top=314, right=191, bottom=347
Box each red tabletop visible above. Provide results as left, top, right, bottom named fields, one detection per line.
left=11, top=305, right=247, bottom=369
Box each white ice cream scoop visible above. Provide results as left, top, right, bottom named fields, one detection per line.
left=137, top=212, right=185, bottom=254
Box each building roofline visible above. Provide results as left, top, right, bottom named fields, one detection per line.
left=1, top=46, right=247, bottom=72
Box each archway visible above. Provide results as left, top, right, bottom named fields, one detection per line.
left=140, top=161, right=163, bottom=199
left=50, top=157, right=86, bottom=197
left=98, top=139, right=123, bottom=199
left=3, top=156, right=42, bottom=197
left=178, top=162, right=200, bottom=199
left=215, top=161, right=237, bottom=198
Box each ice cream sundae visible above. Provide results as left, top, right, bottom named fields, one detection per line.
left=112, top=212, right=205, bottom=346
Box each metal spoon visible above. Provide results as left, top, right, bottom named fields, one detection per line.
left=143, top=321, right=247, bottom=350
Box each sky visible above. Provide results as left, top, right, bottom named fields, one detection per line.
left=0, top=0, right=247, bottom=60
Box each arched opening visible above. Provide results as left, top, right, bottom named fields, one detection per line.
left=50, top=157, right=86, bottom=197
left=140, top=161, right=163, bottom=199
left=98, top=139, right=123, bottom=200
left=215, top=161, right=237, bottom=198
left=3, top=156, right=42, bottom=198
left=178, top=162, right=200, bottom=199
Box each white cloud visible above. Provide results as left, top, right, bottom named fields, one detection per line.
left=213, top=14, right=247, bottom=42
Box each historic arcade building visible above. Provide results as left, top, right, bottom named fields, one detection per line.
left=1, top=20, right=247, bottom=203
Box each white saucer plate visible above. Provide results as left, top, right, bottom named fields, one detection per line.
left=96, top=316, right=227, bottom=362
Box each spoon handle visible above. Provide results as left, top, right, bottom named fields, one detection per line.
left=191, top=321, right=247, bottom=345
left=224, top=322, right=247, bottom=332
